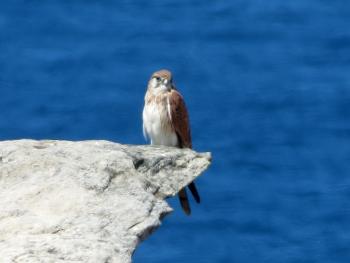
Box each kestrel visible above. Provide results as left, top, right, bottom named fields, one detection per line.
left=142, top=69, right=200, bottom=215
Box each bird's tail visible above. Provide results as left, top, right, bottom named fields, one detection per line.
left=178, top=188, right=191, bottom=215
left=188, top=182, right=201, bottom=203
left=178, top=182, right=201, bottom=215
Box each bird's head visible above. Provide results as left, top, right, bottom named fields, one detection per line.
left=147, top=69, right=174, bottom=94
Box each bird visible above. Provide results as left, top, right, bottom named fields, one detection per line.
left=142, top=69, right=200, bottom=215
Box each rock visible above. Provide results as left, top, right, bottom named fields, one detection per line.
left=0, top=140, right=211, bottom=263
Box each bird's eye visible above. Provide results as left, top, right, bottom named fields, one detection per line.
left=154, top=76, right=161, bottom=81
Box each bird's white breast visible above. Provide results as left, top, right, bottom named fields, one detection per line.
left=143, top=100, right=178, bottom=147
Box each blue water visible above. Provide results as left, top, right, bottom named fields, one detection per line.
left=1, top=1, right=350, bottom=262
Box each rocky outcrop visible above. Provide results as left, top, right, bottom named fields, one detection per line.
left=0, top=140, right=211, bottom=263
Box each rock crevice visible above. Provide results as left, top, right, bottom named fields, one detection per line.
left=0, top=140, right=211, bottom=263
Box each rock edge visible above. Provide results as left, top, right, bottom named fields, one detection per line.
left=0, top=140, right=211, bottom=263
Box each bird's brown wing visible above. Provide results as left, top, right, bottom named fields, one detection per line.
left=168, top=90, right=192, bottom=148
left=169, top=89, right=201, bottom=215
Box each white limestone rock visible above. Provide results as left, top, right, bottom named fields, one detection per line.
left=0, top=140, right=211, bottom=263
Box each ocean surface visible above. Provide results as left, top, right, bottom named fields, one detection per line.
left=1, top=1, right=350, bottom=262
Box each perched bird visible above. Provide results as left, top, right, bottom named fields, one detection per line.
left=142, top=69, right=200, bottom=215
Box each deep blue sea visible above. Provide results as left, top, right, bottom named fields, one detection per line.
left=1, top=1, right=350, bottom=262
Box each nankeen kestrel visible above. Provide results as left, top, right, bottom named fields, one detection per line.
left=142, top=69, right=200, bottom=215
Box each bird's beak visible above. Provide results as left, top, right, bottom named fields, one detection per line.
left=163, top=79, right=172, bottom=91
